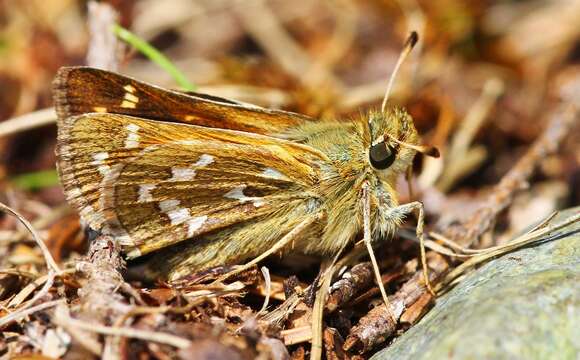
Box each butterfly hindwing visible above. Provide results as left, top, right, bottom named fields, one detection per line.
left=56, top=113, right=326, bottom=257
left=53, top=66, right=313, bottom=136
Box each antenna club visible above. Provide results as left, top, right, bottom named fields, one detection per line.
left=407, top=31, right=419, bottom=48
left=425, top=146, right=440, bottom=158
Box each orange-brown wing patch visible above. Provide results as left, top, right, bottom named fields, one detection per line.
left=53, top=66, right=314, bottom=136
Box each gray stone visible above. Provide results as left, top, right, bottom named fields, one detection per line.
left=372, top=207, right=580, bottom=360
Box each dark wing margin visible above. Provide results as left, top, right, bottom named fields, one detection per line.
left=53, top=66, right=314, bottom=136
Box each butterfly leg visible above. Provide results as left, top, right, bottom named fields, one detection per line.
left=389, top=200, right=436, bottom=295
left=216, top=213, right=322, bottom=283
left=362, top=182, right=397, bottom=320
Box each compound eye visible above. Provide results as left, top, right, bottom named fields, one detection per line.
left=369, top=142, right=397, bottom=169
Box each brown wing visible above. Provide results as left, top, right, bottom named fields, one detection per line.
left=53, top=66, right=314, bottom=136
left=56, top=113, right=327, bottom=257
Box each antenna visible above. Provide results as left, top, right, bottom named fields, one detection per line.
left=380, top=31, right=418, bottom=113
left=385, top=133, right=440, bottom=158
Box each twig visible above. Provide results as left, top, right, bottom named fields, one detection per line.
left=310, top=260, right=334, bottom=360
left=0, top=107, right=56, bottom=139
left=443, top=101, right=577, bottom=246
left=0, top=201, right=60, bottom=273
left=258, top=266, right=271, bottom=315
left=326, top=262, right=374, bottom=312
left=87, top=1, right=120, bottom=71
left=6, top=269, right=74, bottom=308
left=281, top=325, right=312, bottom=346
left=343, top=253, right=447, bottom=353
left=70, top=5, right=131, bottom=356
left=0, top=299, right=64, bottom=328
left=437, top=211, right=580, bottom=290
left=234, top=0, right=342, bottom=90
left=52, top=304, right=192, bottom=349
left=438, top=78, right=505, bottom=192
left=310, top=244, right=367, bottom=360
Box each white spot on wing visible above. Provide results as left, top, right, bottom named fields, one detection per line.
left=169, top=154, right=215, bottom=181
left=224, top=185, right=265, bottom=207
left=159, top=199, right=190, bottom=225
left=261, top=167, right=289, bottom=181
left=123, top=84, right=136, bottom=93
left=167, top=208, right=190, bottom=225
left=120, top=100, right=137, bottom=109
left=187, top=215, right=207, bottom=237
left=194, top=154, right=214, bottom=167
left=170, top=167, right=197, bottom=181
left=68, top=187, right=82, bottom=198
left=126, top=123, right=140, bottom=132
left=91, top=152, right=110, bottom=176
left=253, top=198, right=266, bottom=207
left=138, top=184, right=156, bottom=203
left=224, top=186, right=247, bottom=201
left=92, top=152, right=109, bottom=161
left=124, top=93, right=139, bottom=103
left=159, top=199, right=180, bottom=212
left=125, top=123, right=140, bottom=149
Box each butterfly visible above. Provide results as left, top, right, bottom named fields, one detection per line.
left=54, top=33, right=438, bottom=303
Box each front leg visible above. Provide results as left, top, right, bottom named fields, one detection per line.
left=386, top=201, right=435, bottom=295
left=362, top=182, right=396, bottom=320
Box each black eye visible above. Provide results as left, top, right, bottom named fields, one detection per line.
left=369, top=142, right=397, bottom=169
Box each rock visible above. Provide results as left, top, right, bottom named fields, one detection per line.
left=372, top=207, right=580, bottom=360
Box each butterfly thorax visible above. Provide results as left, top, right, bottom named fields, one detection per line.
left=283, top=108, right=420, bottom=255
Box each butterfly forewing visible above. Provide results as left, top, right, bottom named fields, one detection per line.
left=56, top=113, right=326, bottom=257
left=53, top=67, right=313, bottom=136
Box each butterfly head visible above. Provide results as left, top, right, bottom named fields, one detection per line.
left=366, top=108, right=438, bottom=179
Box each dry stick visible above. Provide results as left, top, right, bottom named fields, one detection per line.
left=87, top=1, right=119, bottom=71
left=0, top=107, right=56, bottom=138
left=52, top=304, right=192, bottom=349
left=234, top=0, right=343, bottom=91
left=0, top=299, right=64, bottom=328
left=438, top=211, right=580, bottom=291
left=444, top=103, right=577, bottom=247
left=74, top=3, right=128, bottom=359
left=343, top=253, right=447, bottom=353
left=0, top=202, right=60, bottom=273
left=303, top=0, right=357, bottom=88
left=437, top=78, right=505, bottom=192
left=326, top=262, right=374, bottom=312
left=264, top=243, right=367, bottom=352
left=344, top=88, right=579, bottom=353
left=0, top=201, right=62, bottom=324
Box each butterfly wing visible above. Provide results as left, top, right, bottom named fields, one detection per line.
left=56, top=113, right=328, bottom=257
left=53, top=66, right=314, bottom=136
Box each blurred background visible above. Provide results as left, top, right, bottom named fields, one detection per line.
left=0, top=1, right=579, bottom=358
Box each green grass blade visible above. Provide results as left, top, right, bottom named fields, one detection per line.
left=112, top=24, right=196, bottom=91
left=11, top=169, right=60, bottom=190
